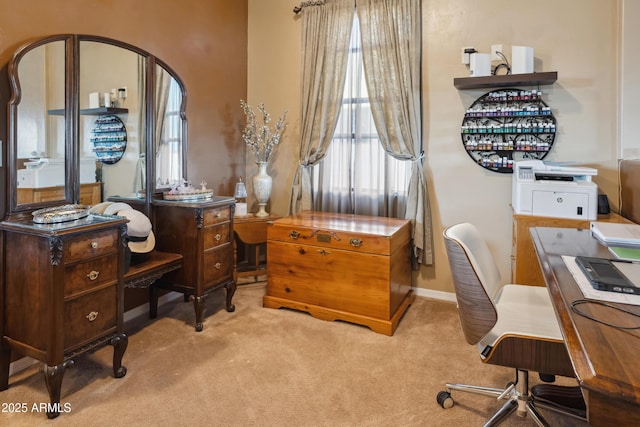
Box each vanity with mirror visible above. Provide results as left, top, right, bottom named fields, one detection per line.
left=0, top=34, right=236, bottom=418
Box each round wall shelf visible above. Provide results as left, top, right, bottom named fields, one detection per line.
left=91, top=114, right=127, bottom=164
left=461, top=88, right=556, bottom=173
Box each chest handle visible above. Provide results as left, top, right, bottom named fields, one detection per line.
left=350, top=238, right=363, bottom=248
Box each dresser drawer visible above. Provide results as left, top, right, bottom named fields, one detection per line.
left=65, top=254, right=118, bottom=298
left=267, top=240, right=394, bottom=319
left=203, top=206, right=231, bottom=226
left=64, top=285, right=117, bottom=351
left=203, top=223, right=231, bottom=250
left=64, top=229, right=119, bottom=262
left=204, top=244, right=233, bottom=285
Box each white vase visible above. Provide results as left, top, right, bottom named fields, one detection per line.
left=253, top=161, right=272, bottom=217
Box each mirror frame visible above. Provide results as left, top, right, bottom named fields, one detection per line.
left=6, top=34, right=187, bottom=218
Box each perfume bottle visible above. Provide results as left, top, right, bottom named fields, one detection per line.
left=234, top=177, right=248, bottom=216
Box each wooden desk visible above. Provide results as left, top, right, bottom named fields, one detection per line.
left=233, top=214, right=279, bottom=283
left=512, top=212, right=630, bottom=286
left=531, top=226, right=640, bottom=426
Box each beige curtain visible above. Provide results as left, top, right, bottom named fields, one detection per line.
left=358, top=0, right=433, bottom=266
left=289, top=0, right=355, bottom=213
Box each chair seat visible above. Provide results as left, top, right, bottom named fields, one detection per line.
left=479, top=284, right=564, bottom=353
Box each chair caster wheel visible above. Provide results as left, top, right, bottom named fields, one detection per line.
left=539, top=373, right=556, bottom=383
left=437, top=390, right=454, bottom=409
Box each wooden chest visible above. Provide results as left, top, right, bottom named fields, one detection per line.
left=264, top=211, right=414, bottom=335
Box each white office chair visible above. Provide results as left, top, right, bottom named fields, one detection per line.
left=437, top=223, right=586, bottom=426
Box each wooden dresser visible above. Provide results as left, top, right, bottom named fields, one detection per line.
left=0, top=214, right=128, bottom=418
left=512, top=211, right=632, bottom=286
left=264, top=211, right=414, bottom=336
left=153, top=196, right=236, bottom=331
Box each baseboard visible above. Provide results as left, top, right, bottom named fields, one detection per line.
left=413, top=287, right=457, bottom=302
left=8, top=291, right=183, bottom=377
left=123, top=291, right=182, bottom=323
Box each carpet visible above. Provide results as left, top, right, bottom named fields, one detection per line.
left=1, top=282, right=585, bottom=426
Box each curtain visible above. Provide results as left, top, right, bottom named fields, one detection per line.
left=154, top=66, right=171, bottom=155
left=288, top=0, right=355, bottom=213
left=155, top=67, right=182, bottom=185
left=312, top=16, right=411, bottom=219
left=134, top=57, right=147, bottom=193
left=358, top=0, right=433, bottom=266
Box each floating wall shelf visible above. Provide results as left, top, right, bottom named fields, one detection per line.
left=453, top=71, right=558, bottom=90
left=48, top=107, right=128, bottom=116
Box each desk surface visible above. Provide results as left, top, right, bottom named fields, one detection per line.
left=531, top=226, right=640, bottom=426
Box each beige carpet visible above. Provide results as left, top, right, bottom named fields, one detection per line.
left=2, top=282, right=586, bottom=426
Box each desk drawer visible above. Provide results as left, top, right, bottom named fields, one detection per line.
left=204, top=223, right=231, bottom=250
left=204, top=206, right=231, bottom=226
left=64, top=285, right=117, bottom=351
left=65, top=254, right=118, bottom=298
left=64, top=229, right=118, bottom=262
left=204, top=243, right=232, bottom=285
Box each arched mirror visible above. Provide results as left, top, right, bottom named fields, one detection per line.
left=6, top=34, right=187, bottom=218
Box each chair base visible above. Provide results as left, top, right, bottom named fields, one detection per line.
left=437, top=369, right=586, bottom=427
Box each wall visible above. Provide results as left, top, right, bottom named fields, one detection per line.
left=621, top=0, right=640, bottom=158
left=247, top=0, right=622, bottom=295
left=0, top=0, right=248, bottom=199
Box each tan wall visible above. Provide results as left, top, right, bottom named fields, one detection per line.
left=247, top=0, right=622, bottom=295
left=0, top=0, right=248, bottom=197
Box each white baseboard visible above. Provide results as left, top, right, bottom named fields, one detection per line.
left=123, top=291, right=183, bottom=323
left=413, top=287, right=457, bottom=303
left=8, top=291, right=183, bottom=377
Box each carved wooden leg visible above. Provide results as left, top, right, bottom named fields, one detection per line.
left=0, top=344, right=10, bottom=391
left=225, top=281, right=237, bottom=312
left=110, top=333, right=128, bottom=378
left=190, top=294, right=207, bottom=332
left=43, top=360, right=74, bottom=419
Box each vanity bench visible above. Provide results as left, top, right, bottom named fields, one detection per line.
left=123, top=250, right=183, bottom=318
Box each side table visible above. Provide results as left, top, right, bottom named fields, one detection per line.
left=233, top=214, right=280, bottom=283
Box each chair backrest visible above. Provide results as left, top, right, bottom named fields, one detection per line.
left=443, top=223, right=499, bottom=345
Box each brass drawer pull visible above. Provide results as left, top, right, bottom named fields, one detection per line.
left=87, top=270, right=100, bottom=281
left=289, top=230, right=300, bottom=240
left=350, top=238, right=363, bottom=248
left=215, top=233, right=222, bottom=241
left=214, top=262, right=222, bottom=270
left=86, top=311, right=99, bottom=322
left=91, top=241, right=98, bottom=249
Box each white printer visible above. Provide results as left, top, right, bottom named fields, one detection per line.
left=512, top=160, right=598, bottom=220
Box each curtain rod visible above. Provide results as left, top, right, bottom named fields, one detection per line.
left=293, top=0, right=326, bottom=14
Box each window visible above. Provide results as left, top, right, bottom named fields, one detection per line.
left=156, top=78, right=183, bottom=185
left=311, top=16, right=411, bottom=218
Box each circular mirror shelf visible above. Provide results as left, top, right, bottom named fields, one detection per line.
left=91, top=114, right=127, bottom=164
left=461, top=88, right=556, bottom=173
